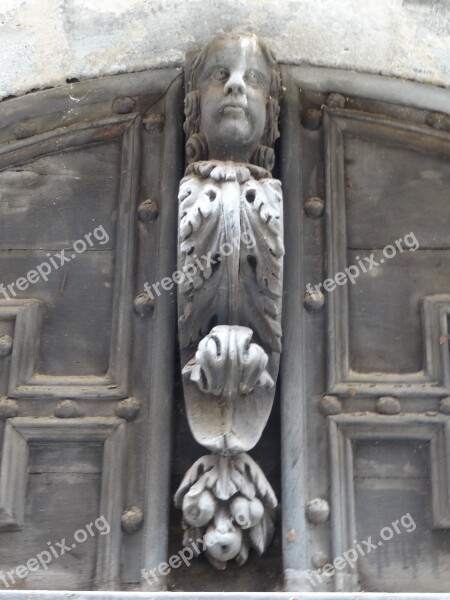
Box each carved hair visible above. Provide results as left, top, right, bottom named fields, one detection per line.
left=184, top=33, right=282, bottom=172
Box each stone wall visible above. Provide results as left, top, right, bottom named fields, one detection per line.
left=1, top=0, right=450, bottom=100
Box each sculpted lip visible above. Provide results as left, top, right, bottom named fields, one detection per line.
left=221, top=103, right=247, bottom=115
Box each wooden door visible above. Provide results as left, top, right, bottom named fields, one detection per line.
left=0, top=70, right=182, bottom=591
left=280, top=66, right=450, bottom=593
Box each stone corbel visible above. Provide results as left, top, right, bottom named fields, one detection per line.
left=175, top=33, right=284, bottom=569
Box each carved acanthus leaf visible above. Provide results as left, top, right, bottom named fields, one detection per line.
left=178, top=163, right=284, bottom=355
left=248, top=511, right=275, bottom=556
left=239, top=178, right=284, bottom=352
left=174, top=453, right=278, bottom=508
left=178, top=174, right=227, bottom=349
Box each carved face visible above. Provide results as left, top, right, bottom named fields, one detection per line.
left=198, top=36, right=271, bottom=163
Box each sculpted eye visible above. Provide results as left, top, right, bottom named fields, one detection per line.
left=212, top=67, right=229, bottom=82
left=245, top=70, right=261, bottom=85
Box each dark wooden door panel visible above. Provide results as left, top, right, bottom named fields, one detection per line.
left=280, top=67, right=450, bottom=593
left=0, top=70, right=183, bottom=591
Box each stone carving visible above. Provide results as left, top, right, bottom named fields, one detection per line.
left=184, top=325, right=274, bottom=399
left=178, top=163, right=283, bottom=353
left=174, top=452, right=278, bottom=569
left=175, top=33, right=283, bottom=568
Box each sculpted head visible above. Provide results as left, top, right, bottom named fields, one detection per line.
left=184, top=33, right=281, bottom=172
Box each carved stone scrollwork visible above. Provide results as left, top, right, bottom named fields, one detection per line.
left=175, top=33, right=284, bottom=568
left=184, top=325, right=274, bottom=399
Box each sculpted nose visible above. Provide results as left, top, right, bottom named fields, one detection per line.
left=224, top=71, right=246, bottom=95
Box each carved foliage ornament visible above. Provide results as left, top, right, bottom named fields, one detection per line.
left=175, top=33, right=284, bottom=568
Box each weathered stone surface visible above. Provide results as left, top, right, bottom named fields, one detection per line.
left=175, top=33, right=283, bottom=569
left=1, top=0, right=450, bottom=101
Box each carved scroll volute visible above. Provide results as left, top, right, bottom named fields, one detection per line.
left=175, top=33, right=283, bottom=569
